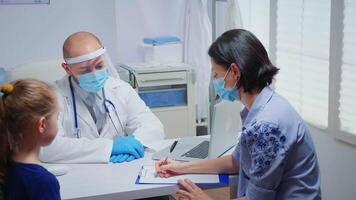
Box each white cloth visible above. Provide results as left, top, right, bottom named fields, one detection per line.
left=39, top=76, right=164, bottom=163
left=225, top=0, right=243, bottom=30
left=183, top=0, right=212, bottom=122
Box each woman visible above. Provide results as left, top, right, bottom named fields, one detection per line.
left=156, top=29, right=321, bottom=200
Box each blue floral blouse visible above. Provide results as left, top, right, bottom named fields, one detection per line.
left=232, top=86, right=321, bottom=200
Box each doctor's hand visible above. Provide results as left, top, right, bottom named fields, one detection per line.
left=110, top=154, right=136, bottom=163
left=176, top=179, right=213, bottom=200
left=111, top=135, right=145, bottom=159
left=155, top=159, right=186, bottom=178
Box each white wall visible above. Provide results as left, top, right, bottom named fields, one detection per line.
left=310, top=127, right=356, bottom=200
left=114, top=0, right=186, bottom=63
left=0, top=0, right=117, bottom=69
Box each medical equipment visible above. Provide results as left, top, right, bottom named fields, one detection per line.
left=68, top=76, right=124, bottom=138
left=102, top=89, right=125, bottom=136
left=118, top=62, right=196, bottom=139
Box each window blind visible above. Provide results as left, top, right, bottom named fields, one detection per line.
left=276, top=0, right=330, bottom=128
left=340, top=0, right=356, bottom=135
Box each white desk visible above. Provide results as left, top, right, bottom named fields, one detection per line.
left=57, top=138, right=236, bottom=200
left=57, top=152, right=177, bottom=200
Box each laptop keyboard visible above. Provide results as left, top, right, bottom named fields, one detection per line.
left=181, top=141, right=210, bottom=159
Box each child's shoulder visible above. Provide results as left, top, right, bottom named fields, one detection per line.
left=12, top=162, right=49, bottom=173
left=11, top=162, right=58, bottom=184
left=7, top=162, right=60, bottom=200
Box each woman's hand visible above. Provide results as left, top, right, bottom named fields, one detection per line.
left=155, top=159, right=186, bottom=178
left=176, top=179, right=213, bottom=200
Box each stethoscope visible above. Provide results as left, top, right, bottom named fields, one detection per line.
left=68, top=76, right=124, bottom=138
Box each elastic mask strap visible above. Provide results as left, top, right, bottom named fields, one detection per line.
left=224, top=66, right=238, bottom=88
left=223, top=67, right=232, bottom=81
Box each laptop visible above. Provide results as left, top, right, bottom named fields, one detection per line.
left=152, top=100, right=242, bottom=162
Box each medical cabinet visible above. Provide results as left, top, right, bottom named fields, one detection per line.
left=118, top=63, right=196, bottom=139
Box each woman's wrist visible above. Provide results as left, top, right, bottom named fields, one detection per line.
left=179, top=161, right=194, bottom=174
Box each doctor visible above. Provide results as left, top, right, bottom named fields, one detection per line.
left=40, top=32, right=164, bottom=163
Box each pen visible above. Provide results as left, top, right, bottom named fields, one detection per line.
left=164, top=140, right=178, bottom=164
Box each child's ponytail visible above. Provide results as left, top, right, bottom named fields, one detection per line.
left=0, top=83, right=14, bottom=200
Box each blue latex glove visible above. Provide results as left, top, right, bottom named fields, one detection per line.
left=110, top=155, right=124, bottom=163
left=111, top=135, right=144, bottom=158
left=110, top=154, right=136, bottom=163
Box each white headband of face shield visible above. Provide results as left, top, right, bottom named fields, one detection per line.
left=64, top=47, right=120, bottom=79
left=64, top=47, right=106, bottom=64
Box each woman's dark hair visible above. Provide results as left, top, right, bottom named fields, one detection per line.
left=208, top=29, right=279, bottom=93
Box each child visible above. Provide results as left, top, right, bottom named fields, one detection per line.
left=0, top=79, right=61, bottom=200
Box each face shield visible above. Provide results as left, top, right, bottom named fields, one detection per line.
left=64, top=47, right=119, bottom=79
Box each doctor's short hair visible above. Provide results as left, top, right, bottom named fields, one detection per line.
left=0, top=79, right=57, bottom=198
left=208, top=29, right=279, bottom=93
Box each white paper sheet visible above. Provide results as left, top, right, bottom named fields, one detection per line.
left=138, top=165, right=220, bottom=184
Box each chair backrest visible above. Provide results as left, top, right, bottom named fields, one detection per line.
left=7, top=57, right=66, bottom=84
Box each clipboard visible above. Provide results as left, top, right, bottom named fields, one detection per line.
left=135, top=165, right=229, bottom=187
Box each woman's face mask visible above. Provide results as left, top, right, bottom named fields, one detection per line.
left=212, top=67, right=240, bottom=102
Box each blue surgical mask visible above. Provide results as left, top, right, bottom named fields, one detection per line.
left=213, top=69, right=240, bottom=102
left=78, top=69, right=108, bottom=93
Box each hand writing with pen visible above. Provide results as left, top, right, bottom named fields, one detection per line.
left=155, top=140, right=214, bottom=200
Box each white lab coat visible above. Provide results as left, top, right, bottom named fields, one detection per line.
left=39, top=76, right=164, bottom=163
left=225, top=0, right=243, bottom=30
left=183, top=0, right=212, bottom=122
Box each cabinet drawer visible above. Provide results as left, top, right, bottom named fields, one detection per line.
left=136, top=71, right=187, bottom=87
